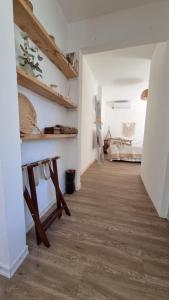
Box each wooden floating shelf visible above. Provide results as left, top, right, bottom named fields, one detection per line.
left=22, top=134, right=77, bottom=141
left=13, top=0, right=78, bottom=79
left=17, top=68, right=77, bottom=109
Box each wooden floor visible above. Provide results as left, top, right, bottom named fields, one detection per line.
left=1, top=161, right=169, bottom=299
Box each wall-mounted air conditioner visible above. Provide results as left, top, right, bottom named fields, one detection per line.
left=112, top=100, right=131, bottom=109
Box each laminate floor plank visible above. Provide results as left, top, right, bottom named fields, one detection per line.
left=1, top=161, right=169, bottom=299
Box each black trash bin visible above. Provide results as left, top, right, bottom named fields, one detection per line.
left=65, top=169, right=76, bottom=194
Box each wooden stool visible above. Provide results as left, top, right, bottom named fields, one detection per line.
left=23, top=157, right=71, bottom=248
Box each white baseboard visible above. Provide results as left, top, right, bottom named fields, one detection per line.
left=0, top=246, right=29, bottom=278
left=80, top=159, right=95, bottom=176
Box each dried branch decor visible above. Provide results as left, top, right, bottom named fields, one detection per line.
left=19, top=32, right=43, bottom=78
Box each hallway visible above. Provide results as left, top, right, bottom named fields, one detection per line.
left=1, top=162, right=169, bottom=299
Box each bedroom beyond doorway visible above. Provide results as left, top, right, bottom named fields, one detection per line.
left=81, top=43, right=156, bottom=167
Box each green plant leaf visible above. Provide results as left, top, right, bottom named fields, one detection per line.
left=35, top=66, right=43, bottom=73
left=35, top=74, right=43, bottom=78
left=27, top=53, right=34, bottom=58
left=30, top=47, right=36, bottom=52
left=37, top=55, right=43, bottom=61
left=18, top=55, right=26, bottom=60
left=20, top=32, right=28, bottom=39
left=20, top=44, right=26, bottom=53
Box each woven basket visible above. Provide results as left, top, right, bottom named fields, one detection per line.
left=18, top=93, right=37, bottom=135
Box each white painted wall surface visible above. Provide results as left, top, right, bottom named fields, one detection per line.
left=141, top=41, right=169, bottom=217
left=67, top=1, right=169, bottom=189
left=102, top=86, right=147, bottom=143
left=0, top=0, right=28, bottom=278
left=14, top=0, right=79, bottom=230
left=32, top=0, right=68, bottom=53
left=80, top=58, right=98, bottom=174
left=68, top=1, right=169, bottom=54
left=2, top=0, right=169, bottom=279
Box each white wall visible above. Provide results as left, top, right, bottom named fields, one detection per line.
left=68, top=1, right=169, bottom=54
left=67, top=0, right=169, bottom=190
left=2, top=0, right=169, bottom=279
left=13, top=0, right=169, bottom=230
left=102, top=86, right=147, bottom=143
left=80, top=58, right=98, bottom=173
left=14, top=0, right=78, bottom=230
left=0, top=0, right=28, bottom=278
left=32, top=0, right=68, bottom=52
left=141, top=41, right=169, bottom=217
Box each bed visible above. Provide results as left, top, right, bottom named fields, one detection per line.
left=107, top=139, right=142, bottom=162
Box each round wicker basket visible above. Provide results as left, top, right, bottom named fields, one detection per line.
left=18, top=93, right=37, bottom=135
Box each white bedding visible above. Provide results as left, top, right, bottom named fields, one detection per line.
left=108, top=141, right=142, bottom=162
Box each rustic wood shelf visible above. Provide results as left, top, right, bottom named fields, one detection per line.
left=22, top=134, right=77, bottom=141
left=13, top=0, right=78, bottom=79
left=17, top=68, right=77, bottom=109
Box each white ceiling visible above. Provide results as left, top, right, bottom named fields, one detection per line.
left=85, top=44, right=155, bottom=86
left=58, top=0, right=165, bottom=23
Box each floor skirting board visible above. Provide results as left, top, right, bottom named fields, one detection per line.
left=0, top=246, right=29, bottom=278
left=80, top=160, right=95, bottom=176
